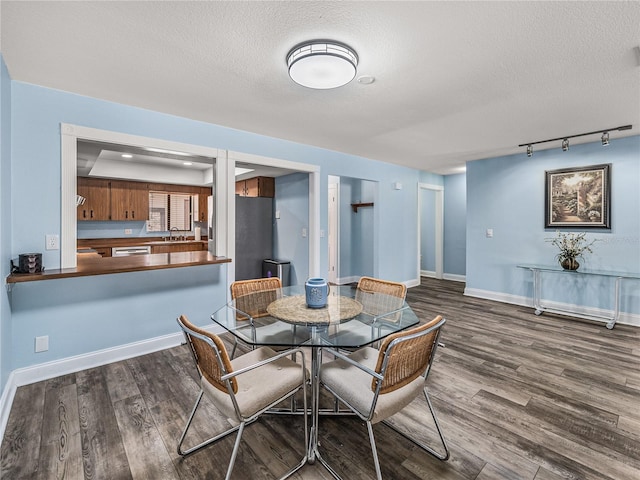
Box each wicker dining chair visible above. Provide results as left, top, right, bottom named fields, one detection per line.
left=356, top=276, right=407, bottom=322
left=229, top=277, right=304, bottom=358
left=333, top=276, right=407, bottom=347
left=176, top=315, right=308, bottom=480
left=319, top=315, right=449, bottom=479
left=231, top=277, right=282, bottom=320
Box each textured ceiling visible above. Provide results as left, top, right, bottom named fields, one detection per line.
left=2, top=1, right=639, bottom=174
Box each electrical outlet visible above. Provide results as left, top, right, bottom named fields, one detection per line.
left=302, top=228, right=307, bottom=238
left=124, top=229, right=132, bottom=235
left=45, top=234, right=59, bottom=250
left=486, top=229, right=494, bottom=238
left=35, top=335, right=49, bottom=353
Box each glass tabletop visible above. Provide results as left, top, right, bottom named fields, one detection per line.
left=517, top=264, right=640, bottom=279
left=211, top=285, right=420, bottom=349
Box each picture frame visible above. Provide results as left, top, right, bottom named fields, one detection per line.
left=545, top=163, right=611, bottom=229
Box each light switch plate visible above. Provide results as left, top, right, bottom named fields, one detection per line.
left=35, top=335, right=49, bottom=352
left=486, top=229, right=494, bottom=238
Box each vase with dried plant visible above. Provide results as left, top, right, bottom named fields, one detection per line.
left=546, top=231, right=599, bottom=270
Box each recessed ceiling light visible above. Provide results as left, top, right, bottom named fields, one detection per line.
left=287, top=41, right=358, bottom=89
left=121, top=154, right=132, bottom=159
left=357, top=75, right=375, bottom=85
left=183, top=162, right=193, bottom=166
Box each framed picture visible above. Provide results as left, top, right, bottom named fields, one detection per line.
left=545, top=163, right=611, bottom=229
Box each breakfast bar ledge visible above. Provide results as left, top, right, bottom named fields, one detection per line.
left=6, top=251, right=231, bottom=286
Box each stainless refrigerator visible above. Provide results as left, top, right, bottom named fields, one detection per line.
left=235, top=196, right=273, bottom=281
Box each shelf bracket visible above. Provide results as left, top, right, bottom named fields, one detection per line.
left=351, top=202, right=374, bottom=213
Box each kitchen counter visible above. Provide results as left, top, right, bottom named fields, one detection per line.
left=6, top=251, right=231, bottom=284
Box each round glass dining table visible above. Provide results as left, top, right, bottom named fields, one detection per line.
left=210, top=284, right=420, bottom=467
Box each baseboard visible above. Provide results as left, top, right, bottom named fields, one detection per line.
left=405, top=278, right=421, bottom=288
left=0, top=322, right=224, bottom=441
left=421, top=271, right=466, bottom=283
left=464, top=287, right=640, bottom=327
left=335, top=275, right=360, bottom=285
left=443, top=273, right=466, bottom=283
left=0, top=371, right=17, bottom=446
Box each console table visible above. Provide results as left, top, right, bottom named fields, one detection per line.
left=517, top=264, right=640, bottom=329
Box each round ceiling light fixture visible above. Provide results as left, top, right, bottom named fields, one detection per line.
left=287, top=41, right=358, bottom=89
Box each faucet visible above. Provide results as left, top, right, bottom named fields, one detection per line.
left=170, top=227, right=179, bottom=241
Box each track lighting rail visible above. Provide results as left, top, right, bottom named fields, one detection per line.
left=518, top=125, right=632, bottom=147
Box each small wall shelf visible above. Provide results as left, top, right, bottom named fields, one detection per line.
left=351, top=202, right=374, bottom=213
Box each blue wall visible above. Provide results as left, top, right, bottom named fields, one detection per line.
left=444, top=173, right=466, bottom=276
left=273, top=173, right=309, bottom=285
left=1, top=56, right=12, bottom=389
left=466, top=136, right=640, bottom=315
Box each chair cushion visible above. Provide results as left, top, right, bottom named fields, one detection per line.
left=202, top=347, right=306, bottom=419
left=320, top=347, right=424, bottom=424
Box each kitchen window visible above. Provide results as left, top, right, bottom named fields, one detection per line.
left=148, top=191, right=196, bottom=232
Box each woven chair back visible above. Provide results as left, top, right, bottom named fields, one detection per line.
left=231, top=278, right=282, bottom=320
left=372, top=315, right=443, bottom=394
left=356, top=276, right=407, bottom=322
left=178, top=315, right=237, bottom=394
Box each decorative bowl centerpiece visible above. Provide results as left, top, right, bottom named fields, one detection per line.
left=546, top=231, right=598, bottom=270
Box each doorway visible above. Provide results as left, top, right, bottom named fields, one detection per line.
left=327, top=175, right=377, bottom=284
left=418, top=183, right=443, bottom=280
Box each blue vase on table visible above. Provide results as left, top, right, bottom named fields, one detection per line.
left=305, top=277, right=329, bottom=308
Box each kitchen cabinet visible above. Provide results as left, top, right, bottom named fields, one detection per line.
left=77, top=177, right=111, bottom=221
left=236, top=176, right=275, bottom=198
left=110, top=180, right=149, bottom=221
left=150, top=242, right=206, bottom=254
left=198, top=187, right=210, bottom=222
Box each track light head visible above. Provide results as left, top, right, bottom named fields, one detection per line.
left=527, top=145, right=533, bottom=157
left=602, top=131, right=610, bottom=146
left=562, top=138, right=569, bottom=151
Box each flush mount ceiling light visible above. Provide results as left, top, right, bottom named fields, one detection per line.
left=287, top=41, right=358, bottom=89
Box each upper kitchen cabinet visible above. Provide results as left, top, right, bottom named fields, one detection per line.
left=110, top=180, right=150, bottom=221
left=236, top=176, right=275, bottom=198
left=77, top=177, right=111, bottom=221
left=198, top=187, right=210, bottom=222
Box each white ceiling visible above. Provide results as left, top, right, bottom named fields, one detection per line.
left=2, top=1, right=639, bottom=175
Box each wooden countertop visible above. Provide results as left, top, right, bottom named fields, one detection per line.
left=6, top=251, right=231, bottom=284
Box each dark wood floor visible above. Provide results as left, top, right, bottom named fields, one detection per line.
left=2, top=278, right=639, bottom=479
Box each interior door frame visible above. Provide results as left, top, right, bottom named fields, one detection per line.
left=417, top=183, right=444, bottom=280
left=327, top=178, right=339, bottom=284
left=226, top=150, right=320, bottom=290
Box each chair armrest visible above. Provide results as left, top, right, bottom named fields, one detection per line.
left=221, top=347, right=306, bottom=381
left=321, top=347, right=383, bottom=381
